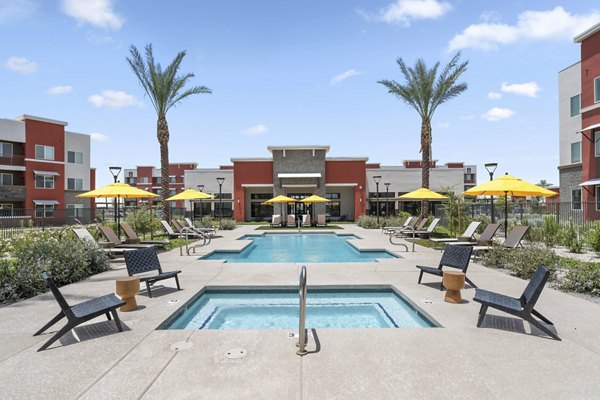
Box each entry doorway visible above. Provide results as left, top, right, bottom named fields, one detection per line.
left=287, top=193, right=311, bottom=216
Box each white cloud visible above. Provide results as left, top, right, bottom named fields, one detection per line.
left=5, top=56, right=37, bottom=73
left=46, top=85, right=73, bottom=95
left=501, top=81, right=541, bottom=98
left=438, top=122, right=450, bottom=129
left=448, top=6, right=600, bottom=51
left=481, top=107, right=515, bottom=121
left=88, top=90, right=140, bottom=108
left=330, top=69, right=361, bottom=85
left=460, top=114, right=475, bottom=121
left=243, top=124, right=269, bottom=136
left=0, top=0, right=37, bottom=24
left=61, top=0, right=123, bottom=29
left=375, top=0, right=452, bottom=26
left=90, top=133, right=109, bottom=142
left=487, top=91, right=502, bottom=100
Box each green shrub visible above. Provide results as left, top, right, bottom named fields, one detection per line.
left=540, top=216, right=561, bottom=247
left=0, top=229, right=110, bottom=304
left=357, top=215, right=378, bottom=229
left=124, top=205, right=160, bottom=238
left=381, top=213, right=409, bottom=228
left=480, top=243, right=559, bottom=280
left=586, top=222, right=600, bottom=255
left=560, top=263, right=600, bottom=296
left=563, top=223, right=583, bottom=253
left=220, top=219, right=236, bottom=230
left=196, top=216, right=216, bottom=229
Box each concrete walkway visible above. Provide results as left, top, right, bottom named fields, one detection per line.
left=1, top=225, right=599, bottom=399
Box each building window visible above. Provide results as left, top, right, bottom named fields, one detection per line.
left=570, top=94, right=581, bottom=117
left=0, top=204, right=13, bottom=217
left=168, top=189, right=176, bottom=196
left=168, top=176, right=177, bottom=183
left=0, top=173, right=13, bottom=186
left=250, top=193, right=274, bottom=220
left=35, top=145, right=54, bottom=160
left=0, top=142, right=13, bottom=157
left=67, top=204, right=84, bottom=217
left=126, top=177, right=137, bottom=184
left=571, top=141, right=582, bottom=163
left=35, top=204, right=54, bottom=218
left=595, top=77, right=600, bottom=103
left=326, top=193, right=341, bottom=217
left=139, top=177, right=149, bottom=184
left=67, top=151, right=83, bottom=164
left=572, top=189, right=582, bottom=210
left=67, top=178, right=83, bottom=190
left=35, top=174, right=54, bottom=189
left=596, top=187, right=600, bottom=211
left=595, top=132, right=600, bottom=157
left=466, top=167, right=471, bottom=173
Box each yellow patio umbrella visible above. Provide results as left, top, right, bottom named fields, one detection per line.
left=165, top=189, right=215, bottom=223
left=300, top=195, right=329, bottom=224
left=77, top=182, right=158, bottom=236
left=463, top=173, right=557, bottom=237
left=398, top=188, right=448, bottom=200
left=262, top=195, right=298, bottom=223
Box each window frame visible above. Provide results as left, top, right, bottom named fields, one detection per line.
left=35, top=145, right=54, bottom=160
left=35, top=204, right=54, bottom=218
left=0, top=142, right=13, bottom=157
left=67, top=177, right=83, bottom=190
left=572, top=188, right=582, bottom=210
left=35, top=174, right=55, bottom=189
left=595, top=77, right=600, bottom=103
left=595, top=131, right=600, bottom=157
left=67, top=150, right=84, bottom=164
left=0, top=173, right=13, bottom=186
left=571, top=141, right=582, bottom=163
left=570, top=94, right=581, bottom=117
left=596, top=187, right=600, bottom=211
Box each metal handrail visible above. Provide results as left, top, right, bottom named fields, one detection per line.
left=296, top=265, right=308, bottom=356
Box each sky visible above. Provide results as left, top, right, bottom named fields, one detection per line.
left=1, top=0, right=599, bottom=188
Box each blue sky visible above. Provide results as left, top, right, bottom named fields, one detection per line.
left=1, top=0, right=599, bottom=187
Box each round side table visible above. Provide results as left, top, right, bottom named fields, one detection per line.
left=442, top=271, right=465, bottom=304
left=115, top=276, right=140, bottom=312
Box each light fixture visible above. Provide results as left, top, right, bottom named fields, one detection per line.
left=373, top=176, right=382, bottom=226
left=484, top=163, right=498, bottom=223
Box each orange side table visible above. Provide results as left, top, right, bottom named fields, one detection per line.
left=443, top=271, right=465, bottom=304
left=115, top=276, right=140, bottom=311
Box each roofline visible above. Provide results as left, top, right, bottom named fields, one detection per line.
left=16, top=114, right=68, bottom=126
left=326, top=157, right=369, bottom=161
left=558, top=60, right=581, bottom=74
left=574, top=21, right=600, bottom=43
left=230, top=158, right=272, bottom=162
left=267, top=145, right=330, bottom=153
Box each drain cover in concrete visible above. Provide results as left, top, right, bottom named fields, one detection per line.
left=170, top=340, right=193, bottom=351
left=224, top=348, right=247, bottom=359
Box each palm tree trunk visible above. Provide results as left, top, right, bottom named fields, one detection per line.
left=157, top=117, right=171, bottom=221
left=420, top=118, right=432, bottom=218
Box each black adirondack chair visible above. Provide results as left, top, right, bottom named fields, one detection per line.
left=34, top=272, right=125, bottom=351
left=473, top=265, right=560, bottom=340
left=416, top=244, right=475, bottom=290
left=123, top=247, right=181, bottom=298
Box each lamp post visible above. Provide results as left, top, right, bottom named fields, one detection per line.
left=384, top=182, right=390, bottom=217
left=109, top=166, right=122, bottom=237
left=197, top=184, right=204, bottom=221
left=216, top=177, right=225, bottom=227
left=484, top=163, right=498, bottom=223
left=373, top=175, right=381, bottom=226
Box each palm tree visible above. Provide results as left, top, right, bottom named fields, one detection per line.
left=378, top=52, right=468, bottom=217
left=127, top=44, right=211, bottom=221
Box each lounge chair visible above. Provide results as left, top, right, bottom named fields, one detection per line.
left=473, top=265, right=560, bottom=340
left=385, top=217, right=419, bottom=236
left=98, top=225, right=155, bottom=249
left=416, top=244, right=475, bottom=290
left=124, top=247, right=182, bottom=298
left=172, top=220, right=211, bottom=245
left=431, top=221, right=481, bottom=243
left=271, top=214, right=282, bottom=227
left=34, top=271, right=125, bottom=351
left=470, top=225, right=529, bottom=253
left=160, top=220, right=185, bottom=239
left=302, top=214, right=311, bottom=227
left=382, top=216, right=412, bottom=235
left=316, top=214, right=327, bottom=227
left=389, top=218, right=440, bottom=243
left=449, top=223, right=501, bottom=246
left=120, top=222, right=169, bottom=247
left=287, top=214, right=296, bottom=227
left=72, top=228, right=137, bottom=256
left=183, top=217, right=217, bottom=236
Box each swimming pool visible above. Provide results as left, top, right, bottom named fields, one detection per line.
left=160, top=287, right=438, bottom=330
left=202, top=233, right=397, bottom=263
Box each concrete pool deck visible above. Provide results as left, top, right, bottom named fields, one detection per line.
left=1, top=224, right=599, bottom=399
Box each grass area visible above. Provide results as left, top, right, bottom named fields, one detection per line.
left=255, top=225, right=342, bottom=230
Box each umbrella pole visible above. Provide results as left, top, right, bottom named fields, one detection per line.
left=504, top=192, right=508, bottom=239
left=117, top=195, right=121, bottom=238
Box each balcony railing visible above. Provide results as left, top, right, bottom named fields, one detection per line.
left=0, top=155, right=26, bottom=167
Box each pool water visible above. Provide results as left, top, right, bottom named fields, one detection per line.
left=160, top=288, right=437, bottom=330
left=202, top=233, right=397, bottom=263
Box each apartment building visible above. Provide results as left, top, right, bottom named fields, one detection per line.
left=0, top=115, right=94, bottom=223
left=559, top=22, right=600, bottom=219
left=183, top=145, right=476, bottom=222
